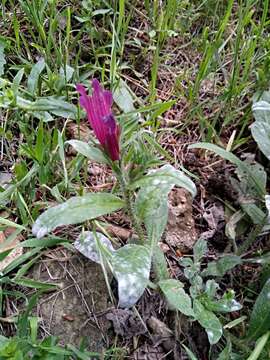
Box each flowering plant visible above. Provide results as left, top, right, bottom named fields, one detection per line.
left=31, top=78, right=232, bottom=345
left=76, top=79, right=120, bottom=161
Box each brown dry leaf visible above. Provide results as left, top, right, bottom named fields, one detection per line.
left=132, top=343, right=166, bottom=360
left=105, top=224, right=131, bottom=241
left=106, top=308, right=147, bottom=338
left=0, top=228, right=23, bottom=271
left=200, top=203, right=225, bottom=240
left=66, top=122, right=92, bottom=142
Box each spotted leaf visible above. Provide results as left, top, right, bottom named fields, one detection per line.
left=74, top=231, right=115, bottom=264
left=111, top=244, right=151, bottom=308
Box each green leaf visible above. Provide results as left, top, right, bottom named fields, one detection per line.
left=135, top=183, right=170, bottom=248
left=58, top=130, right=68, bottom=187
left=240, top=203, right=266, bottom=225
left=27, top=58, right=45, bottom=94
left=0, top=217, right=26, bottom=231
left=236, top=160, right=267, bottom=198
left=203, top=290, right=242, bottom=313
left=182, top=344, right=198, bottom=360
left=19, top=237, right=65, bottom=248
left=246, top=331, right=270, bottom=360
left=0, top=42, right=6, bottom=76
left=135, top=164, right=196, bottom=250
left=12, top=278, right=57, bottom=291
left=193, top=239, right=208, bottom=263
left=2, top=248, right=41, bottom=275
left=66, top=140, right=109, bottom=164
left=31, top=97, right=78, bottom=120
left=247, top=278, right=270, bottom=340
left=131, top=164, right=197, bottom=197
left=11, top=68, right=24, bottom=92
left=193, top=299, right=223, bottom=345
left=113, top=79, right=135, bottom=113
left=32, top=193, right=125, bottom=238
left=202, top=255, right=242, bottom=277
left=251, top=98, right=270, bottom=160
left=189, top=143, right=265, bottom=198
left=74, top=231, right=114, bottom=263
left=159, top=279, right=194, bottom=317
left=217, top=341, right=232, bottom=360
left=111, top=244, right=151, bottom=308
left=245, top=252, right=270, bottom=265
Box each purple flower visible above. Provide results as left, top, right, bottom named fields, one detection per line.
left=76, top=79, right=120, bottom=161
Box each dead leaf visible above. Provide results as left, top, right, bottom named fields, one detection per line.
left=105, top=224, right=131, bottom=241
left=132, top=344, right=166, bottom=360
left=66, top=122, right=92, bottom=142
left=147, top=316, right=175, bottom=352
left=0, top=227, right=23, bottom=271
left=0, top=172, right=12, bottom=189
left=200, top=203, right=224, bottom=240
left=106, top=308, right=147, bottom=338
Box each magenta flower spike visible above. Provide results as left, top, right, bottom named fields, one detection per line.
left=76, top=79, right=120, bottom=161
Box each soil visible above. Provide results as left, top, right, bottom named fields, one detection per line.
left=165, top=188, right=197, bottom=252
left=29, top=248, right=110, bottom=352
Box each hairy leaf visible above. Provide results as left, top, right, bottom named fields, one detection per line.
left=202, top=255, right=242, bottom=277
left=203, top=290, right=242, bottom=313
left=31, top=97, right=78, bottom=120
left=193, top=239, right=208, bottom=263
left=135, top=183, right=170, bottom=248
left=27, top=58, right=46, bottom=94
left=66, top=140, right=109, bottom=164
left=131, top=164, right=197, bottom=198
left=74, top=231, right=115, bottom=263
left=32, top=193, right=124, bottom=238
left=111, top=244, right=151, bottom=308
left=193, top=299, right=223, bottom=345
left=159, top=279, right=194, bottom=317
left=251, top=99, right=270, bottom=160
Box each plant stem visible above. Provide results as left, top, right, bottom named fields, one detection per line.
left=116, top=167, right=145, bottom=243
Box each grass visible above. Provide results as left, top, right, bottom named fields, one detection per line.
left=0, top=0, right=270, bottom=358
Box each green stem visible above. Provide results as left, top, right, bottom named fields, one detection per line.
left=115, top=165, right=145, bottom=243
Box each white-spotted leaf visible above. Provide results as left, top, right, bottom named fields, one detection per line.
left=159, top=279, right=194, bottom=317
left=32, top=193, right=124, bottom=238
left=251, top=99, right=270, bottom=160
left=130, top=164, right=197, bottom=198
left=193, top=299, right=223, bottom=345
left=203, top=290, right=242, bottom=313
left=111, top=244, right=151, bottom=308
left=74, top=231, right=115, bottom=263
left=135, top=183, right=171, bottom=248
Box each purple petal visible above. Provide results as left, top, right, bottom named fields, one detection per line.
left=76, top=83, right=107, bottom=145
left=103, top=114, right=120, bottom=161
left=76, top=79, right=120, bottom=161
